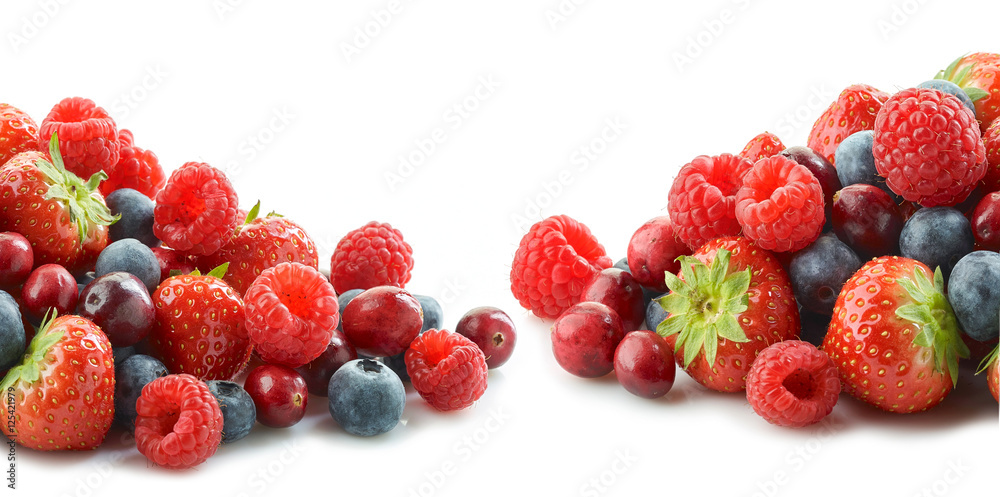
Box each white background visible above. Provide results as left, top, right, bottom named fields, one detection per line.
left=2, top=0, right=998, bottom=496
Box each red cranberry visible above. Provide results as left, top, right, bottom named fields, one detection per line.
left=550, top=302, right=625, bottom=378
left=455, top=306, right=517, bottom=369
left=341, top=286, right=422, bottom=357
left=581, top=268, right=645, bottom=331
left=780, top=146, right=843, bottom=228
left=626, top=217, right=690, bottom=292
left=972, top=191, right=1000, bottom=251
left=76, top=272, right=155, bottom=347
left=22, top=264, right=78, bottom=319
left=150, top=246, right=196, bottom=281
left=614, top=331, right=676, bottom=399
left=295, top=330, right=358, bottom=396
left=243, top=364, right=308, bottom=428
left=0, top=232, right=33, bottom=288
left=832, top=184, right=903, bottom=259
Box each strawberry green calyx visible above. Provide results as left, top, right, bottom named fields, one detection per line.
left=936, top=56, right=990, bottom=104
left=207, top=262, right=230, bottom=279
left=244, top=201, right=262, bottom=224
left=977, top=345, right=998, bottom=375
left=0, top=310, right=62, bottom=394
left=655, top=248, right=751, bottom=368
left=36, top=132, right=119, bottom=244
left=894, top=267, right=970, bottom=386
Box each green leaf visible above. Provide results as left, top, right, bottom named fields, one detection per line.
left=84, top=171, right=107, bottom=192
left=978, top=346, right=999, bottom=375
left=709, top=249, right=730, bottom=285
left=896, top=304, right=934, bottom=325
left=659, top=292, right=690, bottom=315
left=953, top=65, right=972, bottom=87
left=682, top=330, right=704, bottom=368
left=663, top=271, right=689, bottom=297
left=207, top=262, right=229, bottom=279
left=946, top=352, right=960, bottom=388
left=913, top=325, right=936, bottom=349
left=245, top=201, right=261, bottom=224
left=932, top=267, right=945, bottom=293
left=680, top=257, right=698, bottom=288
left=964, top=87, right=990, bottom=103
left=168, top=269, right=184, bottom=278
left=703, top=323, right=719, bottom=367
left=716, top=313, right=748, bottom=343
left=720, top=269, right=751, bottom=305
left=656, top=314, right=686, bottom=338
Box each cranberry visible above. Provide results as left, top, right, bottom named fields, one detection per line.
left=780, top=146, right=843, bottom=228
left=832, top=184, right=903, bottom=259
left=626, top=217, right=690, bottom=292
left=295, top=330, right=358, bottom=396
left=0, top=232, right=33, bottom=288
left=455, top=306, right=517, bottom=369
left=972, top=192, right=1000, bottom=251
left=150, top=246, right=196, bottom=281
left=243, top=364, right=308, bottom=428
left=76, top=272, right=155, bottom=347
left=341, top=286, right=422, bottom=357
left=581, top=268, right=645, bottom=331
left=614, top=331, right=676, bottom=399
left=550, top=302, right=625, bottom=378
left=22, top=264, right=78, bottom=319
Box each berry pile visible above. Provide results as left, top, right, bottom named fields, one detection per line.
left=0, top=97, right=517, bottom=469
left=511, top=52, right=1000, bottom=426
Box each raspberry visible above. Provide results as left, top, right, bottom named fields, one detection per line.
left=509, top=215, right=612, bottom=319
left=0, top=103, right=38, bottom=166
left=735, top=155, right=825, bottom=252
left=668, top=153, right=752, bottom=250
left=982, top=119, right=1000, bottom=192
left=739, top=131, right=785, bottom=163
left=330, top=221, right=414, bottom=295
left=873, top=87, right=987, bottom=207
left=405, top=329, right=488, bottom=411
left=100, top=129, right=166, bottom=199
left=745, top=340, right=840, bottom=428
left=37, top=97, right=119, bottom=181
left=244, top=262, right=339, bottom=368
left=153, top=162, right=240, bottom=256
left=134, top=374, right=223, bottom=469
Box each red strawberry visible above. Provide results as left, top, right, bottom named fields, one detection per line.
left=981, top=119, right=1000, bottom=191
left=655, top=236, right=800, bottom=392
left=196, top=202, right=319, bottom=297
left=1, top=312, right=115, bottom=450
left=739, top=131, right=785, bottom=163
left=807, top=84, right=890, bottom=165
left=0, top=134, right=116, bottom=273
left=822, top=257, right=968, bottom=414
left=148, top=264, right=252, bottom=381
left=0, top=103, right=38, bottom=166
left=981, top=346, right=998, bottom=403
left=937, top=52, right=1000, bottom=130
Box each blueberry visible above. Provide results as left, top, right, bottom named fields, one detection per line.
left=799, top=307, right=832, bottom=347
left=0, top=290, right=26, bottom=370
left=834, top=131, right=900, bottom=201
left=789, top=234, right=862, bottom=315
left=381, top=353, right=409, bottom=382
left=899, top=207, right=973, bottom=280
left=207, top=380, right=256, bottom=444
left=644, top=293, right=668, bottom=331
left=613, top=257, right=630, bottom=273
left=328, top=358, right=405, bottom=437
left=947, top=251, right=1000, bottom=342
left=414, top=294, right=443, bottom=332
left=95, top=238, right=160, bottom=293
left=336, top=289, right=363, bottom=331
left=112, top=345, right=137, bottom=371
left=106, top=188, right=159, bottom=248
left=114, top=354, right=168, bottom=432
left=917, top=80, right=976, bottom=114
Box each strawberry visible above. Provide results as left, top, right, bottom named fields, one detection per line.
left=739, top=131, right=785, bottom=163
left=147, top=264, right=252, bottom=381
left=981, top=346, right=999, bottom=403
left=655, top=236, right=800, bottom=392
left=822, top=257, right=968, bottom=414
left=0, top=134, right=116, bottom=273
left=0, top=103, right=38, bottom=167
left=1, top=312, right=115, bottom=450
left=807, top=84, right=891, bottom=165
left=196, top=202, right=320, bottom=297
left=937, top=52, right=1000, bottom=130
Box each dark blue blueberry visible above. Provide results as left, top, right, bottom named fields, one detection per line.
left=328, top=358, right=405, bottom=437
left=798, top=307, right=832, bottom=348
left=381, top=352, right=409, bottom=382
left=644, top=293, right=668, bottom=331
left=899, top=207, right=974, bottom=280
left=207, top=380, right=256, bottom=444
left=947, top=251, right=1000, bottom=342
left=95, top=238, right=160, bottom=293
left=834, top=130, right=901, bottom=202
left=641, top=286, right=660, bottom=312
left=112, top=345, right=137, bottom=372
left=106, top=188, right=159, bottom=248
left=0, top=290, right=26, bottom=370
left=613, top=257, right=630, bottom=273
left=114, top=354, right=167, bottom=432
left=414, top=294, right=443, bottom=332
left=917, top=80, right=976, bottom=114
left=789, top=234, right=862, bottom=315
left=336, top=289, right=363, bottom=331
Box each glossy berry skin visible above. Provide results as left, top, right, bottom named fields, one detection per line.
left=330, top=221, right=414, bottom=295
left=455, top=306, right=517, bottom=369
left=971, top=191, right=1000, bottom=250
left=668, top=153, right=753, bottom=250
left=328, top=358, right=406, bottom=437
left=780, top=145, right=842, bottom=229
left=342, top=286, right=423, bottom=358
left=134, top=374, right=223, bottom=469
left=0, top=290, right=25, bottom=370
left=917, top=79, right=976, bottom=113
left=38, top=97, right=119, bottom=181
left=745, top=340, right=840, bottom=428
left=105, top=188, right=158, bottom=247
left=834, top=130, right=900, bottom=201
left=0, top=232, right=33, bottom=287
left=114, top=354, right=167, bottom=432
left=94, top=238, right=160, bottom=293
left=982, top=119, right=1000, bottom=192
left=295, top=330, right=358, bottom=396
left=614, top=330, right=676, bottom=399
left=739, top=131, right=785, bottom=163
left=832, top=184, right=905, bottom=260
left=0, top=103, right=38, bottom=166
left=581, top=268, right=645, bottom=331
left=76, top=272, right=155, bottom=347
left=335, top=289, right=363, bottom=331
left=808, top=84, right=890, bottom=165
left=405, top=329, right=488, bottom=411
left=150, top=246, right=196, bottom=282
left=551, top=302, right=625, bottom=378
left=988, top=351, right=999, bottom=402
left=644, top=293, right=668, bottom=331
left=206, top=380, right=256, bottom=444
left=414, top=294, right=444, bottom=332
left=938, top=53, right=1000, bottom=130
left=100, top=129, right=165, bottom=200
left=153, top=162, right=240, bottom=257
left=22, top=263, right=78, bottom=319
left=789, top=234, right=862, bottom=315
left=947, top=251, right=1000, bottom=342
left=626, top=216, right=691, bottom=293
left=735, top=155, right=825, bottom=252
left=243, top=364, right=308, bottom=428
left=899, top=207, right=974, bottom=280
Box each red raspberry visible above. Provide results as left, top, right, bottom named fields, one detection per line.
left=807, top=84, right=890, bottom=165
left=405, top=329, right=488, bottom=411
left=982, top=119, right=1000, bottom=192
left=330, top=221, right=414, bottom=295
left=510, top=215, right=612, bottom=319
left=153, top=162, right=240, bottom=256
left=100, top=129, right=166, bottom=199
left=37, top=97, right=119, bottom=181
left=0, top=103, right=38, bottom=166
left=244, top=262, right=339, bottom=368
left=134, top=374, right=223, bottom=469
left=739, top=131, right=785, bottom=163
left=668, top=153, right=752, bottom=250
left=745, top=340, right=840, bottom=428
left=873, top=87, right=987, bottom=207
left=736, top=155, right=825, bottom=252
